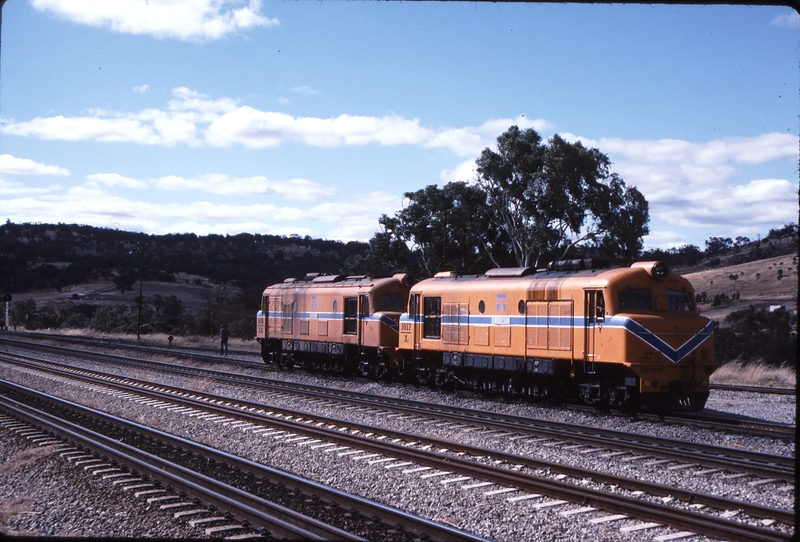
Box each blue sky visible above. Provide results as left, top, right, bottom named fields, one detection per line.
left=0, top=0, right=797, bottom=251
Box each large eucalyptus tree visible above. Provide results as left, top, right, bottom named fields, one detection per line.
left=475, top=126, right=649, bottom=267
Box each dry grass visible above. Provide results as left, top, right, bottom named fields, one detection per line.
left=711, top=360, right=796, bottom=388
left=29, top=328, right=258, bottom=352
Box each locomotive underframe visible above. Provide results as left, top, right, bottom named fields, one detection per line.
left=259, top=337, right=399, bottom=378
left=259, top=336, right=708, bottom=411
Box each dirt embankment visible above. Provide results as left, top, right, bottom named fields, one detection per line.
left=683, top=255, right=798, bottom=322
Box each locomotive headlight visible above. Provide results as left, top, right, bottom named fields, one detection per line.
left=652, top=261, right=669, bottom=279
left=643, top=379, right=651, bottom=388
left=702, top=380, right=708, bottom=387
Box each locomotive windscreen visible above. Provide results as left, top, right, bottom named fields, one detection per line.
left=618, top=288, right=653, bottom=310
left=666, top=289, right=694, bottom=311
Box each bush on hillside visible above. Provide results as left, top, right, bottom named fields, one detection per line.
left=714, top=307, right=797, bottom=367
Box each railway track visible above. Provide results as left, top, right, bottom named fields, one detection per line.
left=0, top=342, right=794, bottom=486
left=0, top=335, right=796, bottom=440
left=11, top=331, right=798, bottom=396
left=0, top=380, right=487, bottom=542
left=709, top=383, right=796, bottom=395
left=1, top=343, right=793, bottom=484
left=0, top=352, right=793, bottom=541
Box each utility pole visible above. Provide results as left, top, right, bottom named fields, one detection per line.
left=3, top=293, right=10, bottom=330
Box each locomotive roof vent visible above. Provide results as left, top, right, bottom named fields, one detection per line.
left=434, top=271, right=461, bottom=278
left=283, top=277, right=299, bottom=283
left=546, top=258, right=610, bottom=272
left=484, top=267, right=536, bottom=278
left=630, top=260, right=670, bottom=280
left=311, top=274, right=345, bottom=283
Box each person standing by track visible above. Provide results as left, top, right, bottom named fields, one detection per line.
left=219, top=324, right=230, bottom=355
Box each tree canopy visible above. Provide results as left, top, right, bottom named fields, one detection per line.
left=349, top=126, right=651, bottom=277
left=475, top=126, right=649, bottom=267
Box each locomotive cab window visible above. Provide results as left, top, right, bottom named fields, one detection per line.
left=595, top=291, right=605, bottom=320
left=618, top=288, right=653, bottom=311
left=666, top=289, right=694, bottom=311
left=423, top=296, right=441, bottom=339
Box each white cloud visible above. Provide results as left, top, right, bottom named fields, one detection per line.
left=3, top=115, right=165, bottom=144
left=86, top=173, right=148, bottom=190
left=0, top=184, right=398, bottom=241
left=153, top=173, right=335, bottom=201
left=2, top=87, right=553, bottom=156
left=0, top=154, right=69, bottom=176
left=31, top=0, right=278, bottom=41
left=771, top=11, right=800, bottom=28
left=0, top=180, right=59, bottom=196
left=291, top=86, right=320, bottom=96
left=641, top=230, right=689, bottom=251
left=133, top=84, right=150, bottom=94
left=440, top=159, right=478, bottom=184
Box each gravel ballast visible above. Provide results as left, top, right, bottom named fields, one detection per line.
left=0, top=350, right=794, bottom=541
left=0, top=427, right=208, bottom=539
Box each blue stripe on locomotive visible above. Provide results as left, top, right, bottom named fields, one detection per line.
left=266, top=311, right=400, bottom=333
left=399, top=313, right=712, bottom=365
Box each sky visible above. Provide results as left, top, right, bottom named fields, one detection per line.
left=0, top=0, right=797, bottom=252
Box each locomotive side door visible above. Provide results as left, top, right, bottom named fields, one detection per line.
left=583, top=290, right=605, bottom=374
left=410, top=293, right=421, bottom=355
left=267, top=295, right=282, bottom=339
left=357, top=294, right=369, bottom=351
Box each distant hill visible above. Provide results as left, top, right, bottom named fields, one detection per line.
left=0, top=222, right=369, bottom=308
left=684, top=254, right=798, bottom=323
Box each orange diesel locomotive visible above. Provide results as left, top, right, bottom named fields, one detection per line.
left=256, top=273, right=412, bottom=377
left=397, top=260, right=714, bottom=411
left=256, top=260, right=715, bottom=411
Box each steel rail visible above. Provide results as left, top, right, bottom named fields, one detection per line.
left=10, top=334, right=799, bottom=398
left=710, top=383, right=796, bottom=395
left=253, top=378, right=797, bottom=479
left=0, top=388, right=363, bottom=541
left=0, top=379, right=488, bottom=542
left=0, top=359, right=792, bottom=539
